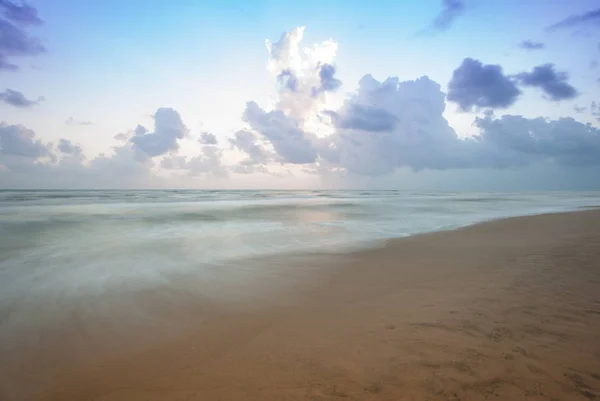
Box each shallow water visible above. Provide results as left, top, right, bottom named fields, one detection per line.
left=1, top=189, right=600, bottom=371
left=1, top=190, right=599, bottom=299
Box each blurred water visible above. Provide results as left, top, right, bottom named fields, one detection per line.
left=1, top=189, right=599, bottom=300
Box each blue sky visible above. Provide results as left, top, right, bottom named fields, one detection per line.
left=1, top=0, right=600, bottom=189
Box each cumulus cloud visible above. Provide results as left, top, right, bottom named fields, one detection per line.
left=243, top=101, right=317, bottom=164
left=161, top=146, right=227, bottom=177
left=199, top=131, right=217, bottom=145
left=0, top=122, right=51, bottom=158
left=519, top=40, right=545, bottom=50
left=515, top=64, right=578, bottom=101
left=0, top=88, right=43, bottom=107
left=65, top=117, right=93, bottom=126
left=475, top=114, right=600, bottom=167
left=0, top=1, right=45, bottom=70
left=265, top=26, right=338, bottom=120
left=318, top=74, right=477, bottom=174
left=312, top=63, right=342, bottom=95
left=546, top=7, right=600, bottom=31
left=277, top=69, right=298, bottom=92
left=447, top=58, right=521, bottom=111
left=325, top=102, right=399, bottom=132
left=229, top=129, right=272, bottom=165
left=3, top=25, right=600, bottom=190
left=57, top=139, right=83, bottom=156
left=431, top=0, right=465, bottom=31
left=130, top=108, right=188, bottom=157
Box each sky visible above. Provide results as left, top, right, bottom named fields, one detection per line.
left=1, top=0, right=600, bottom=190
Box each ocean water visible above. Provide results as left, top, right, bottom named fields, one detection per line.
left=1, top=190, right=600, bottom=300
left=1, top=189, right=600, bottom=359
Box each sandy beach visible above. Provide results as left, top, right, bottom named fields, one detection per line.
left=2, top=209, right=600, bottom=401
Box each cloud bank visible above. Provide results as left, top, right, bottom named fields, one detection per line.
left=2, top=26, right=599, bottom=189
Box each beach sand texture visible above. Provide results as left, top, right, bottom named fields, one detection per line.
left=2, top=210, right=600, bottom=400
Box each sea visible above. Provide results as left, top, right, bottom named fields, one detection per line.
left=1, top=190, right=599, bottom=347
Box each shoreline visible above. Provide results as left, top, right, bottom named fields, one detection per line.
left=2, top=209, right=600, bottom=400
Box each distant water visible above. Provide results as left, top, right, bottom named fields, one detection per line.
left=1, top=190, right=600, bottom=299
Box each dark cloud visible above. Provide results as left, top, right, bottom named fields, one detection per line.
left=326, top=104, right=399, bottom=132
left=591, top=60, right=598, bottom=69
left=447, top=58, right=521, bottom=111
left=57, top=139, right=82, bottom=156
left=243, top=101, right=317, bottom=164
left=574, top=106, right=587, bottom=113
left=65, top=117, right=93, bottom=126
left=312, top=64, right=341, bottom=96
left=113, top=132, right=129, bottom=141
left=475, top=114, right=600, bottom=167
left=0, top=1, right=44, bottom=70
left=199, top=131, right=217, bottom=145
left=431, top=0, right=465, bottom=31
left=277, top=69, right=298, bottom=92
left=546, top=7, right=600, bottom=31
left=0, top=88, right=42, bottom=107
left=130, top=108, right=188, bottom=157
left=515, top=64, right=578, bottom=101
left=0, top=122, right=51, bottom=158
left=0, top=17, right=45, bottom=70
left=0, top=0, right=42, bottom=26
left=519, top=40, right=545, bottom=50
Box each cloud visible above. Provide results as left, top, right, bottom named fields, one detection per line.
left=229, top=129, right=272, bottom=165
left=0, top=54, right=17, bottom=70
left=0, top=0, right=42, bottom=26
left=515, top=64, right=578, bottom=101
left=325, top=102, right=399, bottom=132
left=57, top=139, right=82, bottom=156
left=312, top=63, right=342, bottom=95
left=519, top=40, right=545, bottom=50
left=592, top=101, right=600, bottom=118
left=574, top=106, right=587, bottom=113
left=546, top=7, right=600, bottom=31
left=243, top=101, right=317, bottom=164
left=161, top=146, right=227, bottom=177
left=265, top=26, right=338, bottom=121
left=199, top=131, right=217, bottom=145
left=3, top=25, right=600, bottom=190
left=65, top=117, right=93, bottom=126
left=277, top=69, right=298, bottom=92
left=130, top=108, right=188, bottom=157
left=319, top=75, right=474, bottom=175
left=431, top=0, right=465, bottom=31
left=475, top=114, right=600, bottom=167
left=447, top=58, right=521, bottom=111
left=0, top=88, right=42, bottom=107
left=0, top=122, right=51, bottom=159
left=0, top=1, right=45, bottom=71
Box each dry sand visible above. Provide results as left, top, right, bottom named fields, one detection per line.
left=2, top=209, right=600, bottom=400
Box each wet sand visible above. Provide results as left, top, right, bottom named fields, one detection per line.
left=2, top=209, right=600, bottom=400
